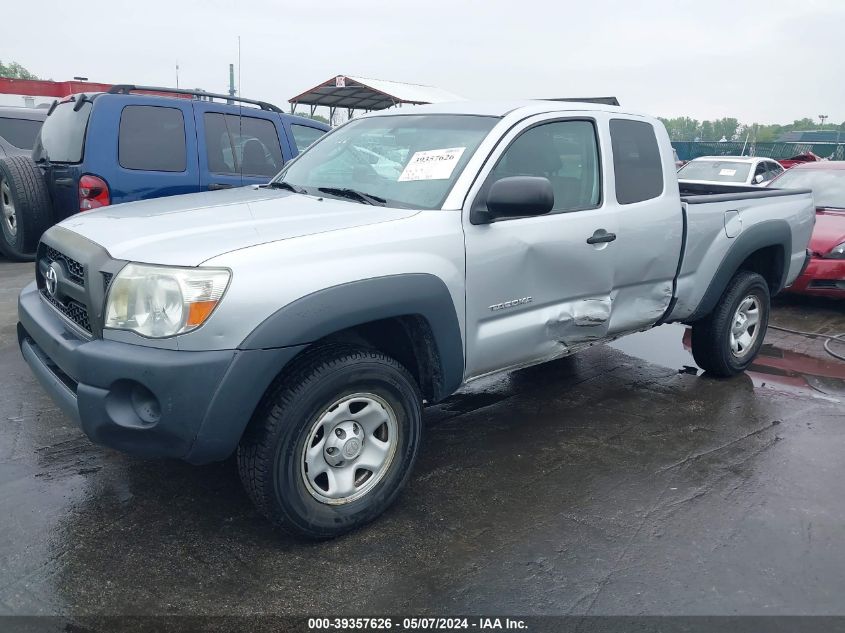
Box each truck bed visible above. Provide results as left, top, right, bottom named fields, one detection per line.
left=678, top=180, right=811, bottom=200
left=668, top=181, right=815, bottom=323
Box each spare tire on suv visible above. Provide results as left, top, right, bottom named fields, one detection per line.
left=0, top=156, right=53, bottom=261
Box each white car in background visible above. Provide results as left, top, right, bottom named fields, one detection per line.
left=677, top=156, right=785, bottom=186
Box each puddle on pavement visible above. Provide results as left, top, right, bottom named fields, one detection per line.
left=610, top=323, right=845, bottom=402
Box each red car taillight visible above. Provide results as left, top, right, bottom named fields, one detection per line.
left=78, top=175, right=110, bottom=211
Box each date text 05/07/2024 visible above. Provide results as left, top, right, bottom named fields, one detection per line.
left=307, top=617, right=528, bottom=630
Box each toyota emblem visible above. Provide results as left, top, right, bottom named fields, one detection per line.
left=45, top=266, right=58, bottom=297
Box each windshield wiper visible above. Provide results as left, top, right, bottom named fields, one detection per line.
left=266, top=180, right=307, bottom=194
left=317, top=187, right=387, bottom=206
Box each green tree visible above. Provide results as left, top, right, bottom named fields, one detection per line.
left=0, top=60, right=39, bottom=80
left=292, top=112, right=330, bottom=125
left=658, top=117, right=700, bottom=141
left=712, top=118, right=740, bottom=141
left=662, top=113, right=845, bottom=143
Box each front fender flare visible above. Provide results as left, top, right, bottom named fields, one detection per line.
left=240, top=273, right=465, bottom=399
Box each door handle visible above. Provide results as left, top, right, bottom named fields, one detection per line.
left=586, top=229, right=617, bottom=245
left=208, top=183, right=234, bottom=191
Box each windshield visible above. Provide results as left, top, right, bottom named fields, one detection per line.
left=677, top=160, right=751, bottom=183
left=32, top=100, right=92, bottom=163
left=274, top=114, right=498, bottom=209
left=772, top=168, right=845, bottom=209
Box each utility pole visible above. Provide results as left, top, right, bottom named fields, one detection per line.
left=175, top=62, right=180, bottom=89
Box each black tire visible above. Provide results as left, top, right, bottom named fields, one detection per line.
left=0, top=155, right=53, bottom=261
left=237, top=345, right=423, bottom=539
left=690, top=270, right=770, bottom=377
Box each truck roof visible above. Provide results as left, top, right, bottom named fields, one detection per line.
left=359, top=99, right=625, bottom=119
left=0, top=106, right=48, bottom=121
left=690, top=156, right=770, bottom=164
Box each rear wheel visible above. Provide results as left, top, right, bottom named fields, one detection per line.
left=0, top=156, right=53, bottom=261
left=691, top=271, right=770, bottom=377
left=237, top=345, right=423, bottom=539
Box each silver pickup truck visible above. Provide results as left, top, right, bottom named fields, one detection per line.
left=17, top=100, right=814, bottom=538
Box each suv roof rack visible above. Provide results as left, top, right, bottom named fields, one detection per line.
left=107, top=85, right=283, bottom=113
left=542, top=97, right=620, bottom=106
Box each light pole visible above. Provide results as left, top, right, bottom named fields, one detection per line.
left=819, top=114, right=828, bottom=127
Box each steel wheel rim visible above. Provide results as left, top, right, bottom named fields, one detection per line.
left=730, top=295, right=761, bottom=358
left=300, top=392, right=399, bottom=505
left=1, top=180, right=16, bottom=237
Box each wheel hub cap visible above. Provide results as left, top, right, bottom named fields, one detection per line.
left=323, top=420, right=364, bottom=466
left=730, top=295, right=761, bottom=358
left=301, top=393, right=399, bottom=505
left=1, top=181, right=16, bottom=237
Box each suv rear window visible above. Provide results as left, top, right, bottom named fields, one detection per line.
left=609, top=119, right=664, bottom=204
left=119, top=105, right=186, bottom=172
left=33, top=101, right=92, bottom=163
left=290, top=124, right=325, bottom=152
left=203, top=113, right=283, bottom=177
left=0, top=117, right=43, bottom=150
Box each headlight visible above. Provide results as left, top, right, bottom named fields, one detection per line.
left=824, top=241, right=845, bottom=259
left=105, top=264, right=230, bottom=338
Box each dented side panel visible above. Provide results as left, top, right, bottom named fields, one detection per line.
left=463, top=207, right=618, bottom=378
left=604, top=117, right=683, bottom=335
left=462, top=112, right=621, bottom=379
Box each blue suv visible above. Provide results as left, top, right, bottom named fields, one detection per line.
left=0, top=85, right=328, bottom=260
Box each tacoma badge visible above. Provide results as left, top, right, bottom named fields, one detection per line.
left=489, top=297, right=533, bottom=312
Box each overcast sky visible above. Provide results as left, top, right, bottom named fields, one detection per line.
left=5, top=0, right=844, bottom=124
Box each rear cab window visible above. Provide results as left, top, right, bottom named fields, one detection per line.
left=290, top=124, right=325, bottom=153
left=119, top=105, right=186, bottom=172
left=0, top=117, right=43, bottom=150
left=609, top=119, right=664, bottom=204
left=33, top=101, right=92, bottom=163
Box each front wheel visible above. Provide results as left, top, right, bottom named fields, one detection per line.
left=237, top=346, right=423, bottom=539
left=690, top=270, right=771, bottom=377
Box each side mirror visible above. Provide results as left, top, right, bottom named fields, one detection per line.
left=753, top=174, right=765, bottom=184
left=474, top=176, right=554, bottom=223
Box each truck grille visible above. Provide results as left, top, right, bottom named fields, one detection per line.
left=40, top=289, right=92, bottom=333
left=44, top=245, right=85, bottom=287
left=37, top=243, right=93, bottom=334
left=36, top=232, right=118, bottom=339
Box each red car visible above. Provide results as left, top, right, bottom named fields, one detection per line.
left=768, top=162, right=845, bottom=298
left=777, top=151, right=823, bottom=170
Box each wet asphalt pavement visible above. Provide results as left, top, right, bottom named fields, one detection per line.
left=1, top=258, right=844, bottom=618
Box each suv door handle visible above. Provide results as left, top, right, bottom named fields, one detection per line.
left=208, top=183, right=234, bottom=191
left=586, top=229, right=617, bottom=245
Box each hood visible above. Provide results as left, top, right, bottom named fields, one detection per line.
left=810, top=209, right=845, bottom=255
left=59, top=186, right=419, bottom=266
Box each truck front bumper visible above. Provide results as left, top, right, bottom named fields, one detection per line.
left=18, top=282, right=305, bottom=464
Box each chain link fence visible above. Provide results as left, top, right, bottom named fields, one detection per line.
left=672, top=141, right=845, bottom=162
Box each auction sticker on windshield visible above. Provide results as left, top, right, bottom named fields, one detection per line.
left=398, top=147, right=466, bottom=181
left=719, top=168, right=737, bottom=176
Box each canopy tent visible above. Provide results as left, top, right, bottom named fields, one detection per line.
left=288, top=75, right=463, bottom=121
